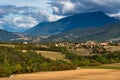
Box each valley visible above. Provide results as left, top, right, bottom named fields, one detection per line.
left=0, top=1, right=120, bottom=80
left=0, top=9, right=120, bottom=80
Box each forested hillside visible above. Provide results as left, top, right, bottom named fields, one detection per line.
left=0, top=44, right=120, bottom=77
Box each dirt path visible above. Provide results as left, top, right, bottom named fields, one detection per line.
left=0, top=69, right=120, bottom=80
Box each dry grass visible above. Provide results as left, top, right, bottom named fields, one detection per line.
left=20, top=50, right=68, bottom=61
left=0, top=44, right=15, bottom=48
left=101, top=63, right=120, bottom=67
left=0, top=69, right=120, bottom=80
left=108, top=46, right=120, bottom=52
left=21, top=50, right=66, bottom=60
left=76, top=48, right=89, bottom=56
left=68, top=48, right=89, bottom=56
left=36, top=51, right=66, bottom=60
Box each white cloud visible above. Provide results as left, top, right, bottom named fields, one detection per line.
left=48, top=15, right=64, bottom=21
left=61, top=1, right=75, bottom=14
left=0, top=16, right=38, bottom=32
left=0, top=5, right=64, bottom=32
left=38, top=9, right=63, bottom=22
left=0, top=17, right=18, bottom=31
left=108, top=12, right=120, bottom=19
left=13, top=16, right=38, bottom=28
left=52, top=6, right=60, bottom=14
left=49, top=0, right=120, bottom=17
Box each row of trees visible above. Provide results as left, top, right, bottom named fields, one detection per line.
left=65, top=50, right=120, bottom=66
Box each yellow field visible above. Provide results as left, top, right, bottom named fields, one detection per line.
left=21, top=50, right=67, bottom=61
left=0, top=44, right=15, bottom=48
left=36, top=51, right=66, bottom=60
left=101, top=63, right=120, bottom=67
left=68, top=48, right=90, bottom=56
left=108, top=46, right=120, bottom=52
left=0, top=69, right=120, bottom=80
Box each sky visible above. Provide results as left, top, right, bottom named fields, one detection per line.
left=0, top=0, right=48, bottom=8
left=0, top=0, right=120, bottom=32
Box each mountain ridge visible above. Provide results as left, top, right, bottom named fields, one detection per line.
left=0, top=29, right=24, bottom=41
left=42, top=22, right=120, bottom=42
left=24, top=11, right=120, bottom=36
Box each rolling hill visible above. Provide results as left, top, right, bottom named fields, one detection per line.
left=0, top=29, right=24, bottom=41
left=24, top=11, right=120, bottom=36
left=42, top=22, right=120, bottom=42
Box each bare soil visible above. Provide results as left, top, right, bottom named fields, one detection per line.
left=0, top=69, right=120, bottom=80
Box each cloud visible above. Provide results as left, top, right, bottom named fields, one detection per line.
left=0, top=16, right=39, bottom=32
left=0, top=5, right=37, bottom=17
left=34, top=9, right=63, bottom=22
left=13, top=16, right=38, bottom=28
left=49, top=0, right=120, bottom=16
left=108, top=12, right=120, bottom=19
left=0, top=5, right=63, bottom=32
left=0, top=18, right=20, bottom=32
left=0, top=5, right=63, bottom=22
left=0, top=5, right=39, bottom=32
left=1, top=0, right=120, bottom=32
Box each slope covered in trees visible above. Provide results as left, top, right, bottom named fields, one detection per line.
left=0, top=44, right=120, bottom=77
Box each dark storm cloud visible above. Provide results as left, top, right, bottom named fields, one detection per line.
left=49, top=0, right=120, bottom=16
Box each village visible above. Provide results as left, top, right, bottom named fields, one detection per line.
left=54, top=41, right=120, bottom=56
left=54, top=41, right=111, bottom=48
left=1, top=40, right=120, bottom=56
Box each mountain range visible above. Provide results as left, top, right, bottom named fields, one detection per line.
left=0, top=11, right=120, bottom=42
left=24, top=11, right=120, bottom=36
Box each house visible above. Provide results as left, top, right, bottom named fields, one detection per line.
left=85, top=41, right=97, bottom=48
left=55, top=42, right=74, bottom=47
left=23, top=42, right=28, bottom=44
left=54, top=42, right=66, bottom=47
left=100, top=42, right=108, bottom=48
left=75, top=43, right=81, bottom=47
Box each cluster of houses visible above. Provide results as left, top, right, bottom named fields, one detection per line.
left=54, top=41, right=112, bottom=49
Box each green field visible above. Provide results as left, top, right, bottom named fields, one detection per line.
left=81, top=63, right=120, bottom=69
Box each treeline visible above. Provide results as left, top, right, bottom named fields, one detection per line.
left=14, top=44, right=120, bottom=66
left=0, top=46, right=74, bottom=77
left=65, top=51, right=120, bottom=66
left=14, top=44, right=66, bottom=52
left=0, top=45, right=120, bottom=77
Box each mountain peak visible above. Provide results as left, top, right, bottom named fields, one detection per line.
left=24, top=11, right=120, bottom=36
